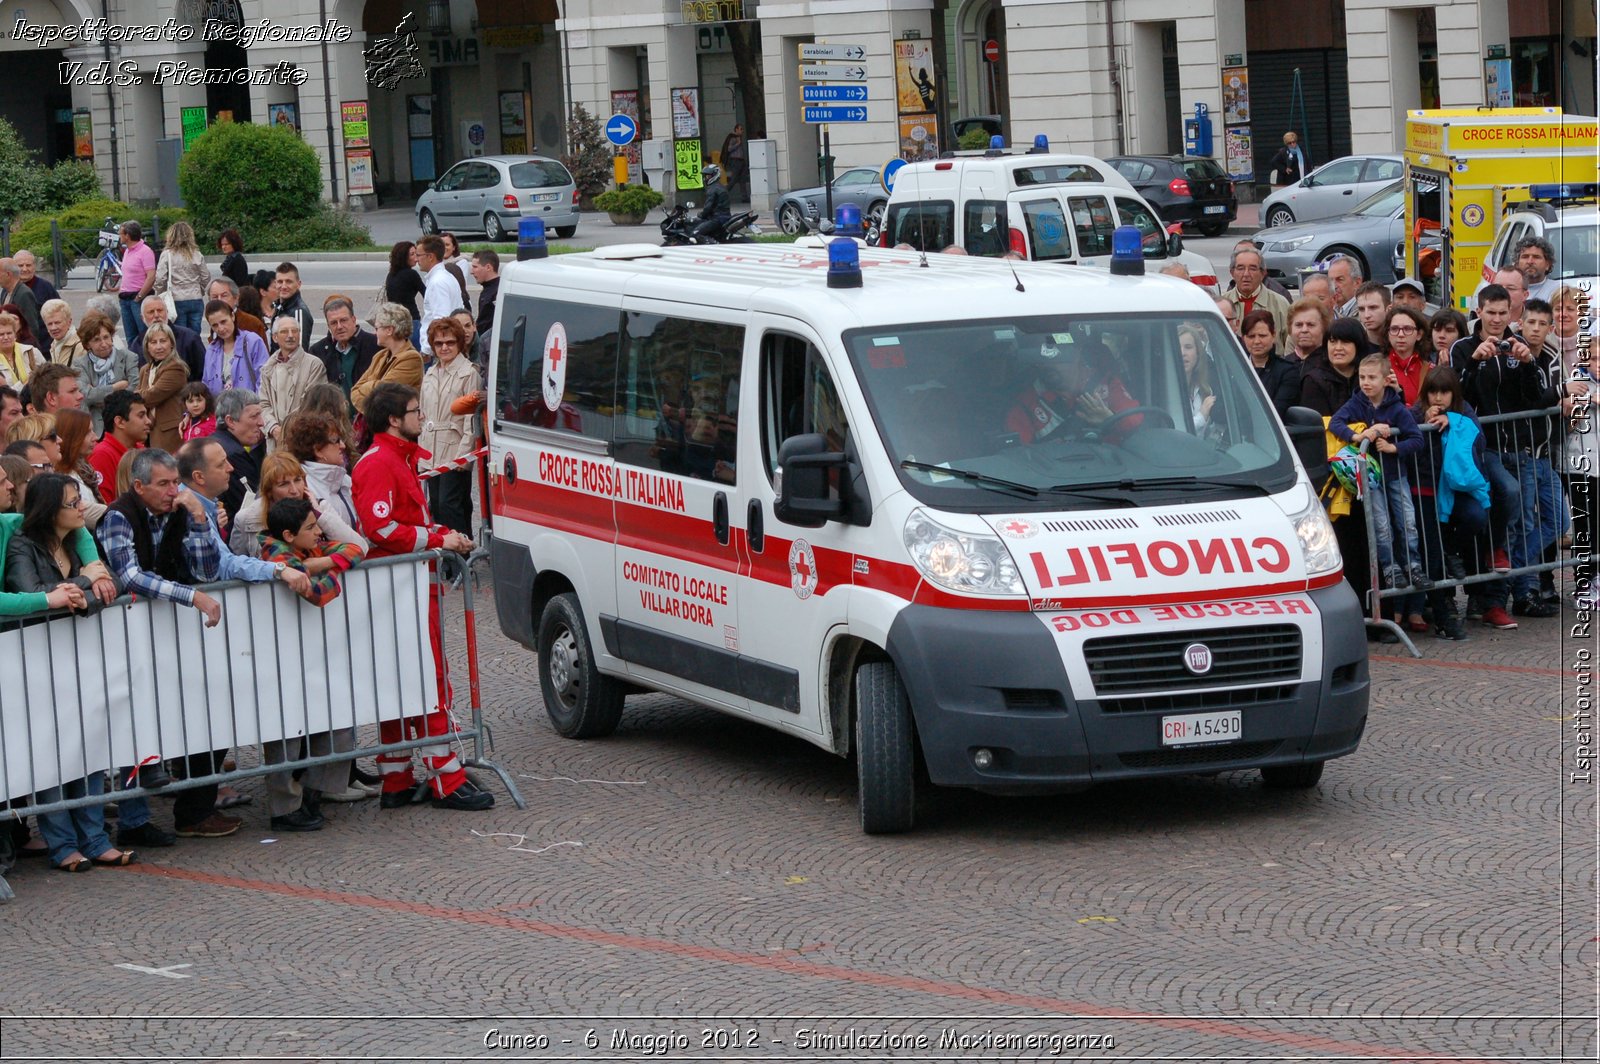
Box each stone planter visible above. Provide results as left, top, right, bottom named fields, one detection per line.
left=607, top=211, right=648, bottom=225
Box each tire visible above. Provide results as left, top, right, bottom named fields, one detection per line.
left=866, top=200, right=886, bottom=233
left=554, top=225, right=577, bottom=239
left=537, top=592, right=625, bottom=739
left=483, top=212, right=506, bottom=242
left=855, top=661, right=916, bottom=834
left=1196, top=217, right=1230, bottom=237
left=1264, top=205, right=1296, bottom=228
left=778, top=203, right=805, bottom=236
left=1323, top=245, right=1368, bottom=280
left=419, top=209, right=438, bottom=235
left=1262, top=761, right=1325, bottom=789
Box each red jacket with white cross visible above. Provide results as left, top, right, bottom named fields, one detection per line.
left=352, top=432, right=447, bottom=559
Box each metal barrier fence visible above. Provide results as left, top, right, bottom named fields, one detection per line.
left=0, top=216, right=175, bottom=289
left=0, top=550, right=524, bottom=819
left=1340, top=403, right=1589, bottom=657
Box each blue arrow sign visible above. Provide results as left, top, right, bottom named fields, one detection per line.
left=802, top=85, right=869, bottom=103
left=880, top=157, right=906, bottom=193
left=803, top=106, right=869, bottom=124
left=604, top=113, right=637, bottom=146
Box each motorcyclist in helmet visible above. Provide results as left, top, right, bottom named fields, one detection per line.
left=693, top=163, right=732, bottom=241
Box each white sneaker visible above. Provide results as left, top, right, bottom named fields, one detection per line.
left=321, top=784, right=377, bottom=803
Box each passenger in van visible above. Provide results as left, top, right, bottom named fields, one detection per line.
left=1004, top=336, right=1141, bottom=444
left=683, top=374, right=735, bottom=483
left=1178, top=324, right=1220, bottom=438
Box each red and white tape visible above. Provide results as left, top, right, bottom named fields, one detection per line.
left=418, top=445, right=489, bottom=481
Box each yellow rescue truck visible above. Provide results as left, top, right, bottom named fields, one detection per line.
left=1402, top=107, right=1598, bottom=310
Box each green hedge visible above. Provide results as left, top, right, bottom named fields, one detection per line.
left=243, top=205, right=375, bottom=253
left=9, top=198, right=189, bottom=263
left=178, top=122, right=322, bottom=237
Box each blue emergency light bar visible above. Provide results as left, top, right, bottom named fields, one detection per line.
left=834, top=203, right=863, bottom=237
left=1529, top=183, right=1597, bottom=201
left=1109, top=225, right=1144, bottom=276
left=518, top=218, right=548, bottom=261
left=1029, top=134, right=1050, bottom=154
left=826, top=237, right=863, bottom=289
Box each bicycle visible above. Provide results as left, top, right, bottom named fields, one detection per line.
left=95, top=218, right=122, bottom=293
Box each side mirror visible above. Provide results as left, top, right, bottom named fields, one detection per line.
left=1166, top=231, right=1184, bottom=257
left=1283, top=406, right=1330, bottom=484
left=773, top=433, right=847, bottom=527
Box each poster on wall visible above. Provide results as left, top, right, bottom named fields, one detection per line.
left=1484, top=58, right=1513, bottom=108
left=1224, top=126, right=1254, bottom=181
left=671, top=86, right=700, bottom=139
left=72, top=110, right=92, bottom=158
left=267, top=102, right=299, bottom=131
left=611, top=88, right=643, bottom=172
left=407, top=94, right=434, bottom=138
left=894, top=39, right=937, bottom=114
left=898, top=113, right=940, bottom=161
left=499, top=90, right=527, bottom=154
left=346, top=149, right=375, bottom=195
left=180, top=107, right=207, bottom=150
left=1222, top=68, right=1250, bottom=125
left=675, top=139, right=704, bottom=190
left=410, top=137, right=436, bottom=182
left=341, top=101, right=370, bottom=149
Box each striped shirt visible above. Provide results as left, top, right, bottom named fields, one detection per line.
left=98, top=505, right=221, bottom=607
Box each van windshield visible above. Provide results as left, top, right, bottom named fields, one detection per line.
left=843, top=313, right=1296, bottom=510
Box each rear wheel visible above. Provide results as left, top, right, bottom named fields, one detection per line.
left=419, top=209, right=439, bottom=235
left=866, top=200, right=886, bottom=233
left=483, top=212, right=507, bottom=241
left=778, top=203, right=805, bottom=235
left=1196, top=216, right=1230, bottom=237
left=1264, top=205, right=1296, bottom=228
left=855, top=661, right=915, bottom=834
left=537, top=592, right=625, bottom=739
left=554, top=225, right=577, bottom=239
left=1262, top=761, right=1325, bottom=788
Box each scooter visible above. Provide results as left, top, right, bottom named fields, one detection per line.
left=660, top=202, right=763, bottom=245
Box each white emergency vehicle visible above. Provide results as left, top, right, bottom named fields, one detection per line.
left=880, top=147, right=1222, bottom=291
left=486, top=239, right=1369, bottom=833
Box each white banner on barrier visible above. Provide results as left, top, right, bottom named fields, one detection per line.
left=0, top=560, right=438, bottom=801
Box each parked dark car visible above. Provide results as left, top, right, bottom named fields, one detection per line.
left=1107, top=155, right=1237, bottom=236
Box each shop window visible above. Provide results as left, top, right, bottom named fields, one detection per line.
left=614, top=311, right=743, bottom=484
left=494, top=295, right=618, bottom=438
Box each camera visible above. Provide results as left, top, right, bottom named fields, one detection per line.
left=1496, top=339, right=1513, bottom=354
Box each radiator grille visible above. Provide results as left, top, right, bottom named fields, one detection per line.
left=1096, top=684, right=1298, bottom=715
left=1083, top=624, right=1302, bottom=695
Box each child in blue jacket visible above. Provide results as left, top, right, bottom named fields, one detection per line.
left=1331, top=354, right=1427, bottom=591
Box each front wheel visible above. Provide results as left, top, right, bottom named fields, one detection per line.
left=554, top=225, right=577, bottom=239
left=537, top=592, right=625, bottom=739
left=1322, top=245, right=1368, bottom=281
left=855, top=661, right=916, bottom=834
left=483, top=212, right=507, bottom=242
left=1262, top=761, right=1325, bottom=788
left=866, top=200, right=886, bottom=233
left=778, top=203, right=805, bottom=236
left=1264, top=205, right=1295, bottom=228
left=419, top=209, right=439, bottom=235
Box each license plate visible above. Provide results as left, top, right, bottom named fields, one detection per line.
left=535, top=192, right=562, bottom=203
left=1203, top=205, right=1227, bottom=214
left=1161, top=710, right=1241, bottom=747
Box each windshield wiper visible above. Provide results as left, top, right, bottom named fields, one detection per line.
left=900, top=460, right=1040, bottom=498
left=1053, top=476, right=1270, bottom=495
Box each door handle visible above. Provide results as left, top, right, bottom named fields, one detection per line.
left=713, top=491, right=730, bottom=545
left=746, top=498, right=765, bottom=554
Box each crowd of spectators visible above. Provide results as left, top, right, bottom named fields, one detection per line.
left=0, top=237, right=499, bottom=901
left=1219, top=236, right=1593, bottom=641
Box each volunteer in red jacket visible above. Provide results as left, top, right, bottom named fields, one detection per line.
left=352, top=381, right=494, bottom=811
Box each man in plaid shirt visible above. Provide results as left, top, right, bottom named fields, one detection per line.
left=99, top=448, right=233, bottom=844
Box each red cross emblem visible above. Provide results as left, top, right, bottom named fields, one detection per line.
left=1004, top=521, right=1030, bottom=535
left=793, top=553, right=812, bottom=581
left=788, top=539, right=818, bottom=599
left=997, top=518, right=1037, bottom=539
left=547, top=335, right=563, bottom=374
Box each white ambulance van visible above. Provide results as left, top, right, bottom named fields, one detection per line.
left=486, top=240, right=1368, bottom=833
left=880, top=150, right=1222, bottom=291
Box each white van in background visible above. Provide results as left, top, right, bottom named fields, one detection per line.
left=486, top=240, right=1368, bottom=834
left=882, top=149, right=1222, bottom=292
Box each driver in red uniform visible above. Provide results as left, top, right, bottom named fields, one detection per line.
left=1004, top=336, right=1142, bottom=444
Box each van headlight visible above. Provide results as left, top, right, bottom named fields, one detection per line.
left=903, top=509, right=1027, bottom=596
left=1291, top=496, right=1342, bottom=576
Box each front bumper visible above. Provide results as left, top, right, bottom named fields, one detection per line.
left=884, top=583, right=1369, bottom=793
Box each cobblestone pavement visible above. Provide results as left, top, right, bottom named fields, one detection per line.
left=0, top=571, right=1593, bottom=1062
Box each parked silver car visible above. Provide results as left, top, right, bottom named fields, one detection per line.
left=416, top=155, right=580, bottom=241
left=1255, top=180, right=1405, bottom=288
left=1260, top=154, right=1404, bottom=229
left=774, top=167, right=888, bottom=235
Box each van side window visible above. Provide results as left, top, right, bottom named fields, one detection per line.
left=1021, top=200, right=1073, bottom=260
left=760, top=333, right=849, bottom=485
left=614, top=311, right=743, bottom=484
left=494, top=295, right=618, bottom=438
left=884, top=201, right=953, bottom=250
left=1114, top=196, right=1167, bottom=258
left=1067, top=195, right=1115, bottom=256
left=963, top=199, right=1009, bottom=257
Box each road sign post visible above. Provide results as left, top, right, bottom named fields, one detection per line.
left=605, top=113, right=638, bottom=146
left=802, top=106, right=869, bottom=123
left=801, top=85, right=869, bottom=103
left=798, top=63, right=867, bottom=82
left=798, top=42, right=866, bottom=62
left=797, top=42, right=874, bottom=229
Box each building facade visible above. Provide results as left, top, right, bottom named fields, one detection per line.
left=1, top=0, right=1591, bottom=209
